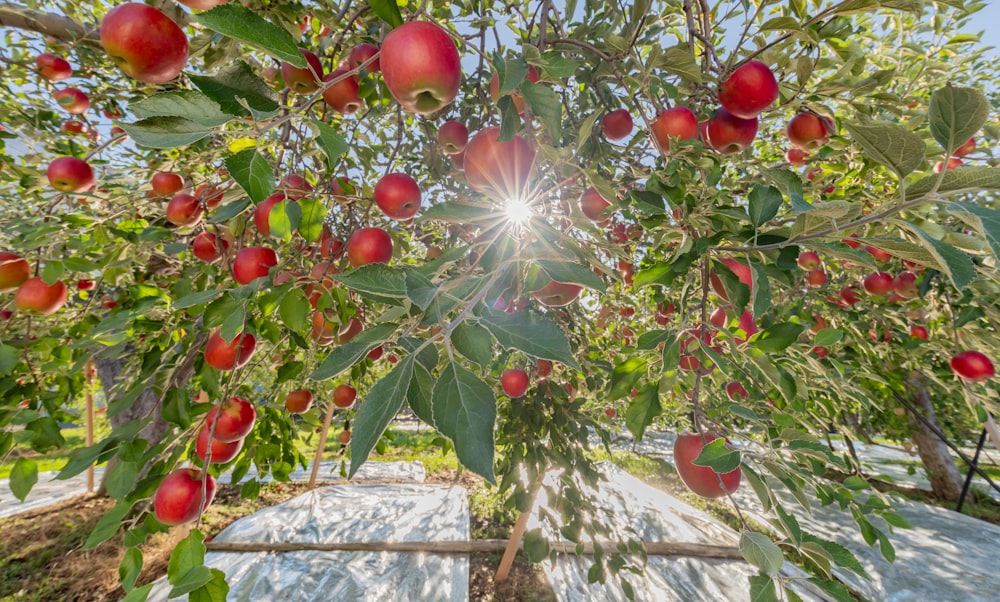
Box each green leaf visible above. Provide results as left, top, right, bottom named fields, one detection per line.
left=168, top=566, right=213, bottom=598
left=122, top=584, right=153, bottom=602
left=334, top=263, right=407, bottom=298
left=168, top=529, right=206, bottom=584
left=0, top=344, right=19, bottom=375
left=225, top=148, right=274, bottom=204
left=909, top=166, right=1000, bottom=196
left=843, top=121, right=925, bottom=178
left=279, top=288, right=311, bottom=336
left=193, top=4, right=306, bottom=66
left=368, top=0, right=403, bottom=28
left=268, top=199, right=300, bottom=240
left=84, top=501, right=133, bottom=549
left=189, top=61, right=279, bottom=118
left=174, top=289, right=225, bottom=309
left=309, top=120, right=349, bottom=169
left=119, top=117, right=214, bottom=149
left=801, top=534, right=869, bottom=579
left=754, top=323, right=806, bottom=353
left=904, top=224, right=975, bottom=290
left=609, top=357, right=645, bottom=400
left=536, top=260, right=606, bottom=292
left=297, top=198, right=326, bottom=243
left=451, top=321, right=493, bottom=368
left=521, top=81, right=562, bottom=143
left=481, top=310, right=581, bottom=370
left=739, top=532, right=784, bottom=575
left=928, top=86, right=989, bottom=154
left=523, top=528, right=550, bottom=563
left=750, top=262, right=771, bottom=318
left=661, top=44, right=702, bottom=83
left=9, top=457, right=38, bottom=501
left=497, top=95, right=520, bottom=142
left=310, top=323, right=397, bottom=381
left=419, top=201, right=496, bottom=224
left=129, top=91, right=234, bottom=127
left=495, top=56, right=528, bottom=96
left=813, top=327, right=843, bottom=346
left=350, top=354, right=415, bottom=478
left=625, top=384, right=661, bottom=442
left=949, top=204, right=1000, bottom=259
left=208, top=198, right=252, bottom=223
left=408, top=363, right=437, bottom=428
left=119, top=548, right=143, bottom=592
left=747, top=185, right=783, bottom=227
left=189, top=568, right=230, bottom=602
left=774, top=504, right=802, bottom=546
left=843, top=475, right=869, bottom=490
left=105, top=460, right=138, bottom=500
left=431, top=361, right=497, bottom=484
left=749, top=575, right=779, bottom=602
left=691, top=438, right=741, bottom=473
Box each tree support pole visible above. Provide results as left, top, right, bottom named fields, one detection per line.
left=956, top=428, right=988, bottom=513
left=85, top=359, right=95, bottom=493
left=308, top=402, right=337, bottom=489
left=495, top=473, right=544, bottom=583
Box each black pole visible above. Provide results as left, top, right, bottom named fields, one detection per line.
left=892, top=391, right=1000, bottom=498
left=956, top=428, right=988, bottom=513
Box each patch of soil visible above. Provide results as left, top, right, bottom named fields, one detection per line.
left=470, top=552, right=557, bottom=601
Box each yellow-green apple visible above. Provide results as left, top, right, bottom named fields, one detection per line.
left=438, top=120, right=469, bottom=154
left=786, top=112, right=831, bottom=150
left=464, top=126, right=535, bottom=201
left=501, top=369, right=529, bottom=398
left=206, top=397, right=256, bottom=442
left=100, top=3, right=189, bottom=84
left=232, top=246, right=278, bottom=284
left=192, top=231, right=228, bottom=263
left=204, top=330, right=256, bottom=371
left=380, top=21, right=461, bottom=114
left=153, top=468, right=216, bottom=526
left=333, top=384, right=357, bottom=408
left=54, top=87, right=89, bottom=114
left=285, top=389, right=313, bottom=414
left=531, top=279, right=582, bottom=307
left=347, top=43, right=380, bottom=72
left=0, top=253, right=31, bottom=293
left=705, top=107, right=758, bottom=154
left=718, top=60, right=778, bottom=119
left=322, top=69, right=362, bottom=114
left=950, top=351, right=994, bottom=382
left=15, top=277, right=67, bottom=315
left=152, top=172, right=184, bottom=196
left=281, top=48, right=324, bottom=94
left=347, top=227, right=393, bottom=267
left=47, top=156, right=94, bottom=193
left=673, top=433, right=742, bottom=498
left=195, top=427, right=243, bottom=465
left=36, top=53, right=72, bottom=80
left=165, top=193, right=203, bottom=227
left=650, top=106, right=698, bottom=152
left=374, top=173, right=422, bottom=220
left=602, top=108, right=633, bottom=140
left=579, top=187, right=612, bottom=221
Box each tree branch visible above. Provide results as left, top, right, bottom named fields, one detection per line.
left=0, top=3, right=100, bottom=47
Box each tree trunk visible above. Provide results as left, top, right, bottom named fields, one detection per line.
left=905, top=373, right=964, bottom=502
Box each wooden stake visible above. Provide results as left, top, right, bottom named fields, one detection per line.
left=204, top=539, right=742, bottom=559
left=308, top=401, right=337, bottom=489
left=85, top=359, right=95, bottom=493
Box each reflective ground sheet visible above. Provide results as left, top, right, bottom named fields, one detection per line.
left=148, top=483, right=469, bottom=601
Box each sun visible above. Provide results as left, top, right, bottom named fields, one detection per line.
left=504, top=197, right=532, bottom=225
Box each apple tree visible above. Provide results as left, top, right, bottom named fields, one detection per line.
left=1, top=0, right=998, bottom=599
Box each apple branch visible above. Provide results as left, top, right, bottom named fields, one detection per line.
left=0, top=2, right=100, bottom=47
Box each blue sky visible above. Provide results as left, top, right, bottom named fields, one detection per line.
left=964, top=1, right=1000, bottom=56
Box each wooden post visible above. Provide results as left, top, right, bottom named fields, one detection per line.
left=495, top=473, right=544, bottom=583
left=85, top=359, right=95, bottom=493
left=308, top=401, right=337, bottom=488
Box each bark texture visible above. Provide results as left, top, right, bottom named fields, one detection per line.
left=906, top=373, right=964, bottom=502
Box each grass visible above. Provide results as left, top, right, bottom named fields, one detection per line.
left=0, top=427, right=106, bottom=479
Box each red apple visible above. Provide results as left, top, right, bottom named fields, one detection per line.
left=950, top=351, right=994, bottom=382
left=535, top=359, right=553, bottom=377
left=0, top=252, right=31, bottom=293
left=797, top=251, right=820, bottom=270
left=195, top=184, right=224, bottom=209
left=579, top=187, right=612, bottom=221
left=347, top=227, right=393, bottom=267
left=786, top=148, right=808, bottom=165
left=438, top=120, right=469, bottom=154
left=864, top=245, right=892, bottom=264
left=464, top=127, right=535, bottom=201
left=710, top=307, right=727, bottom=328
left=337, top=317, right=364, bottom=344
left=367, top=345, right=384, bottom=361
left=380, top=21, right=461, bottom=114
left=705, top=107, right=758, bottom=154
left=347, top=42, right=381, bottom=72
left=278, top=174, right=312, bottom=198
left=60, top=120, right=86, bottom=134
left=893, top=272, right=918, bottom=299
left=374, top=173, right=422, bottom=220
left=605, top=407, right=617, bottom=418
left=725, top=381, right=748, bottom=401
left=953, top=137, right=976, bottom=158
left=14, top=277, right=67, bottom=315
left=839, top=286, right=860, bottom=306
left=204, top=330, right=256, bottom=371
left=285, top=389, right=313, bottom=414
left=602, top=108, right=634, bottom=141
left=322, top=69, right=363, bottom=114
left=910, top=325, right=928, bottom=340
left=650, top=106, right=698, bottom=152
left=153, top=468, right=216, bottom=526
left=531, top=279, right=582, bottom=307
left=53, top=87, right=89, bottom=114
left=281, top=48, right=324, bottom=94
left=805, top=269, right=827, bottom=287
left=36, top=53, right=72, bottom=80
left=165, top=193, right=203, bottom=227
left=191, top=231, right=228, bottom=263
left=718, top=60, right=779, bottom=119
left=233, top=246, right=278, bottom=284
left=933, top=158, right=961, bottom=173
left=333, top=384, right=357, bottom=408
left=206, top=396, right=256, bottom=442
left=47, top=156, right=94, bottom=193
left=501, top=369, right=529, bottom=398
left=77, top=279, right=95, bottom=291
left=786, top=112, right=831, bottom=150
left=673, top=433, right=742, bottom=498
left=253, top=192, right=292, bottom=237
left=811, top=345, right=829, bottom=358
left=720, top=258, right=753, bottom=287
left=195, top=427, right=243, bottom=465
left=100, top=3, right=189, bottom=84
left=338, top=430, right=351, bottom=445
left=152, top=172, right=184, bottom=196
